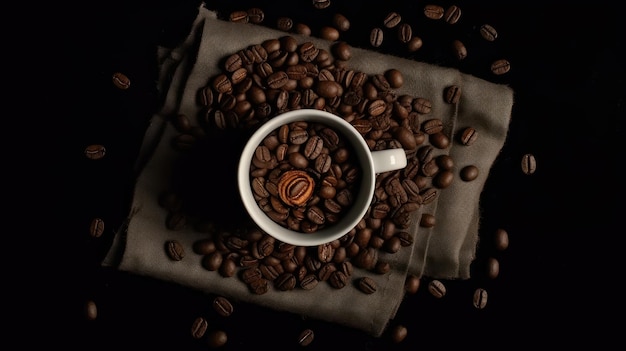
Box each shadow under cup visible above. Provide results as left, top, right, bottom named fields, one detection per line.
left=238, top=109, right=404, bottom=247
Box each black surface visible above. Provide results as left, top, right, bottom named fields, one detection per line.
left=57, top=0, right=623, bottom=349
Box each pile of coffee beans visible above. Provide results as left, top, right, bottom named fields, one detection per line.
left=250, top=121, right=362, bottom=232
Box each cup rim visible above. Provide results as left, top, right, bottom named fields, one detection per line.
left=237, top=109, right=376, bottom=246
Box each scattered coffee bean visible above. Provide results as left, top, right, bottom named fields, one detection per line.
left=112, top=72, right=130, bottom=90
left=420, top=213, right=436, bottom=228
left=370, top=27, right=384, bottom=48
left=423, top=4, right=444, bottom=19
left=165, top=240, right=185, bottom=261
left=332, top=13, right=350, bottom=31
left=357, top=276, right=378, bottom=294
left=480, top=24, right=498, bottom=41
left=494, top=228, right=509, bottom=251
left=84, top=299, right=97, bottom=321
left=84, top=144, right=106, bottom=160
left=397, top=23, right=413, bottom=43
left=191, top=316, right=208, bottom=339
left=295, top=23, right=312, bottom=36
left=247, top=8, right=265, bottom=24
left=460, top=165, right=479, bottom=181
left=298, top=328, right=315, bottom=346
left=276, top=17, right=293, bottom=32
left=473, top=288, right=488, bottom=309
left=444, top=5, right=462, bottom=24
left=521, top=153, right=536, bottom=175
left=459, top=127, right=478, bottom=145
left=491, top=59, right=511, bottom=75
left=229, top=10, right=249, bottom=23
left=383, top=12, right=402, bottom=28
left=312, top=0, right=330, bottom=10
left=487, top=257, right=499, bottom=279
left=407, top=36, right=423, bottom=52
left=213, top=296, right=234, bottom=317
left=452, top=39, right=467, bottom=60
left=404, top=274, right=420, bottom=294
left=389, top=324, right=408, bottom=343
left=207, top=330, right=228, bottom=348
left=89, top=217, right=104, bottom=238
left=444, top=85, right=461, bottom=104
left=428, top=279, right=446, bottom=298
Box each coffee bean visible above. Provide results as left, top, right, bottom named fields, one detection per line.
left=247, top=8, right=265, bottom=24
left=404, top=274, right=420, bottom=294
left=521, top=153, right=536, bottom=175
left=480, top=24, right=498, bottom=41
left=423, top=4, right=444, bottom=19
left=444, top=85, right=461, bottom=104
left=89, top=217, right=104, bottom=238
left=444, top=5, right=462, bottom=24
left=407, top=36, right=423, bottom=52
left=165, top=240, right=185, bottom=261
left=319, top=26, right=340, bottom=41
left=312, top=0, right=330, bottom=10
left=357, top=276, right=378, bottom=294
left=487, top=257, right=499, bottom=279
left=397, top=23, right=413, bottom=43
left=298, top=328, right=315, bottom=346
left=491, top=59, right=511, bottom=75
left=389, top=324, right=408, bottom=343
left=84, top=144, right=106, bottom=160
left=112, top=72, right=130, bottom=90
left=370, top=27, right=384, bottom=47
left=84, top=299, right=97, bottom=321
left=191, top=316, right=208, bottom=339
left=460, top=165, right=479, bottom=181
left=420, top=213, right=436, bottom=228
left=207, top=330, right=228, bottom=348
left=332, top=13, right=350, bottom=31
left=473, top=288, right=488, bottom=309
left=459, top=126, right=478, bottom=145
left=434, top=170, right=454, bottom=188
left=276, top=17, right=293, bottom=31
left=428, top=279, right=446, bottom=298
left=383, top=12, right=402, bottom=28
left=300, top=274, right=319, bottom=290
left=494, top=228, right=509, bottom=251
left=213, top=296, right=234, bottom=317
left=452, top=39, right=467, bottom=60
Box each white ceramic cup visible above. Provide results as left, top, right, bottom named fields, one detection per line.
left=238, top=109, right=408, bottom=246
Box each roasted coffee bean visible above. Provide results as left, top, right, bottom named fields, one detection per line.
left=294, top=23, right=311, bottom=36
left=444, top=5, right=462, bottom=24
left=397, top=23, right=413, bottom=43
left=407, top=36, right=423, bottom=52
left=459, top=127, right=478, bottom=145
left=333, top=13, right=351, bottom=31
left=89, top=217, right=104, bottom=238
left=422, top=119, right=443, bottom=134
left=112, top=72, right=130, bottom=90
left=444, top=85, right=461, bottom=104
left=452, top=39, right=467, bottom=60
left=249, top=278, right=270, bottom=294
left=383, top=12, right=402, bottom=28
left=320, top=26, right=340, bottom=41
left=275, top=272, right=297, bottom=291
left=312, top=0, right=330, bottom=10
left=332, top=41, right=352, bottom=61
left=219, top=258, right=237, bottom=277
left=420, top=213, right=436, bottom=228
left=430, top=132, right=450, bottom=149
left=494, top=228, right=509, bottom=251
left=412, top=97, right=432, bottom=114
left=521, top=153, right=536, bottom=175
left=298, top=328, right=315, bottom=346
left=357, top=276, right=378, bottom=294
left=405, top=274, right=420, bottom=294
left=491, top=59, right=511, bottom=75
left=84, top=144, right=106, bottom=160
left=229, top=11, right=248, bottom=23
left=207, top=330, right=228, bottom=348
left=460, top=165, right=479, bottom=181
left=165, top=240, right=185, bottom=261
left=300, top=274, right=319, bottom=290
left=487, top=257, right=499, bottom=279
left=329, top=270, right=349, bottom=289
left=480, top=24, right=498, bottom=41
left=375, top=260, right=391, bottom=274
left=423, top=4, right=444, bottom=19
left=276, top=17, right=293, bottom=31
left=202, top=252, right=223, bottom=271
left=434, top=170, right=454, bottom=188
left=370, top=27, right=384, bottom=47
left=473, top=288, right=488, bottom=309
left=191, top=316, right=208, bottom=339
left=84, top=299, right=97, bottom=321
left=389, top=324, right=408, bottom=343
left=428, top=279, right=446, bottom=298
left=420, top=188, right=437, bottom=204
left=247, top=7, right=265, bottom=24
left=213, top=296, right=234, bottom=317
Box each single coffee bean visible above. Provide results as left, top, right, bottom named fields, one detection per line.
left=300, top=274, right=319, bottom=290
left=444, top=85, right=461, bottom=104
left=312, top=0, right=330, bottom=10
left=207, top=330, right=228, bottom=348
left=420, top=213, right=436, bottom=228
left=444, top=5, right=462, bottom=24
left=319, top=26, right=340, bottom=41
left=332, top=13, right=350, bottom=31
left=429, top=132, right=450, bottom=149
left=247, top=7, right=265, bottom=24
left=460, top=165, right=479, bottom=181
left=84, top=144, right=106, bottom=160
left=112, top=72, right=130, bottom=90
left=358, top=276, right=378, bottom=294
left=405, top=274, right=420, bottom=294
left=370, top=27, right=384, bottom=47
left=491, top=59, right=511, bottom=75
left=229, top=10, right=248, bottom=23
left=452, top=39, right=467, bottom=60
left=473, top=288, right=488, bottom=309
left=407, top=36, right=423, bottom=52
left=459, top=126, right=478, bottom=145
left=428, top=279, right=446, bottom=298
left=422, top=119, right=443, bottom=134
left=434, top=170, right=454, bottom=188
left=383, top=12, right=402, bottom=28
left=389, top=324, right=408, bottom=343
left=165, top=240, right=185, bottom=261
left=84, top=299, right=97, bottom=321
left=298, top=328, right=315, bottom=346
left=191, top=316, right=208, bottom=339
left=397, top=23, right=413, bottom=43
left=89, top=217, right=104, bottom=238
left=276, top=17, right=293, bottom=31
left=494, top=228, right=509, bottom=251
left=480, top=24, right=498, bottom=41
left=487, top=257, right=499, bottom=279
left=423, top=4, right=444, bottom=19
left=213, top=296, right=234, bottom=317
left=521, top=153, right=536, bottom=175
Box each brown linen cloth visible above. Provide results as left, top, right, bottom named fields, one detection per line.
left=103, top=6, right=514, bottom=337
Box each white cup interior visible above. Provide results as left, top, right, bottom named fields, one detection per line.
left=237, top=109, right=377, bottom=246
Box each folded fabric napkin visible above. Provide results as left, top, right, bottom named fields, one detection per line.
left=104, top=5, right=513, bottom=337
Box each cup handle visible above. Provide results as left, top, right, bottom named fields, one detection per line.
left=370, top=148, right=408, bottom=174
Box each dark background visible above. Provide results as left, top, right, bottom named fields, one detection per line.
left=54, top=0, right=623, bottom=349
